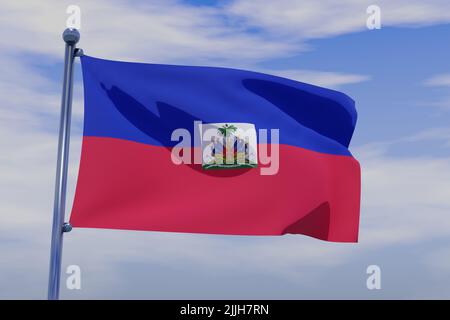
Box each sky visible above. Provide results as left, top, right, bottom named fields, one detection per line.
left=1, top=0, right=450, bottom=299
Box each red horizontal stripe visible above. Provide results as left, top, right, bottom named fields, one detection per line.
left=70, top=137, right=360, bottom=242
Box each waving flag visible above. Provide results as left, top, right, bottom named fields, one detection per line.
left=70, top=55, right=360, bottom=242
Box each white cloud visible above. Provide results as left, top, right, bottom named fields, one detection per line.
left=3, top=0, right=450, bottom=65
left=354, top=134, right=450, bottom=247
left=228, top=0, right=450, bottom=39
left=405, top=127, right=450, bottom=147
left=421, top=74, right=450, bottom=111
left=0, top=0, right=296, bottom=65
left=261, top=69, right=370, bottom=89
left=424, top=74, right=450, bottom=87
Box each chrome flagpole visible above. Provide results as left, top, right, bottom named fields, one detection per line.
left=48, top=28, right=81, bottom=300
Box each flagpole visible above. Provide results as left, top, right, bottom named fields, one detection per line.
left=48, top=28, right=81, bottom=300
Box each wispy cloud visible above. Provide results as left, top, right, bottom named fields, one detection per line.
left=4, top=0, right=450, bottom=63
left=1, top=0, right=295, bottom=64
left=228, top=0, right=450, bottom=39
left=424, top=74, right=450, bottom=87
left=261, top=69, right=370, bottom=89
left=422, top=74, right=450, bottom=111
left=353, top=131, right=450, bottom=247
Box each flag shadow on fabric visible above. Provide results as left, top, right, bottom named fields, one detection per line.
left=242, top=79, right=355, bottom=147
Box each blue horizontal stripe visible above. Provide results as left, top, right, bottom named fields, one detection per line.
left=81, top=56, right=357, bottom=156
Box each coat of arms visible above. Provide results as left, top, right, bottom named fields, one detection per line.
left=201, top=123, right=258, bottom=170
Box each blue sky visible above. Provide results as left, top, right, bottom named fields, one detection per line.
left=1, top=0, right=450, bottom=299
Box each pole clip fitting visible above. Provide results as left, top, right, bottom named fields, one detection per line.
left=62, top=222, right=73, bottom=233
left=74, top=48, right=84, bottom=57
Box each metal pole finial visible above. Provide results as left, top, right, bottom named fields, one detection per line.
left=62, top=28, right=80, bottom=45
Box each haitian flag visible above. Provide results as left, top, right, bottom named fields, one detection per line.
left=70, top=55, right=361, bottom=242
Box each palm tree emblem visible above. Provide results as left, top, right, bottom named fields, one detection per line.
left=217, top=124, right=237, bottom=138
